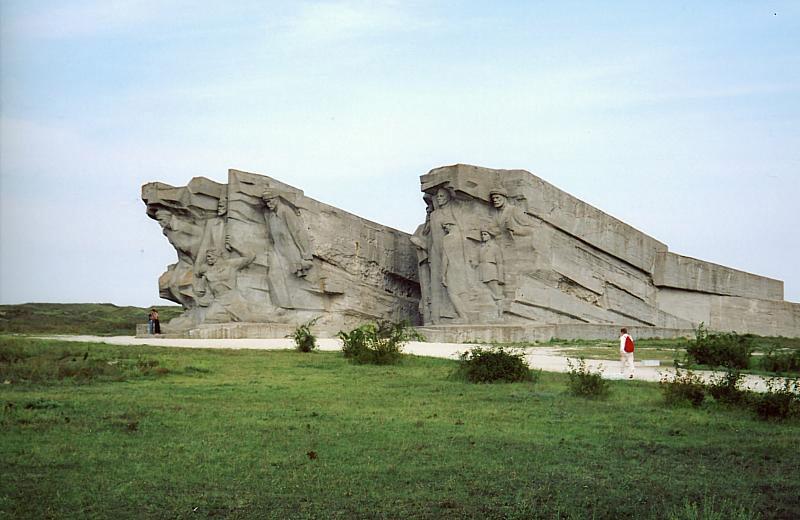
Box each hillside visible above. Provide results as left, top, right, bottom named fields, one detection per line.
left=0, top=303, right=183, bottom=336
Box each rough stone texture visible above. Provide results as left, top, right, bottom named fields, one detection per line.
left=143, top=164, right=800, bottom=339
left=653, top=252, right=784, bottom=300
left=414, top=164, right=799, bottom=337
left=143, top=169, right=420, bottom=332
left=657, top=288, right=800, bottom=337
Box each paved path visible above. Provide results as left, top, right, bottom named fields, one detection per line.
left=41, top=335, right=777, bottom=392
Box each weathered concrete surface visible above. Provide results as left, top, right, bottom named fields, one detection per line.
left=143, top=169, right=420, bottom=333
left=416, top=324, right=694, bottom=343
left=144, top=164, right=800, bottom=339
left=413, top=164, right=799, bottom=337
left=654, top=252, right=783, bottom=300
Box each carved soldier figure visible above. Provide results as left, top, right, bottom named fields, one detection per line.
left=440, top=221, right=470, bottom=321
left=489, top=187, right=535, bottom=239
left=478, top=229, right=505, bottom=316
left=198, top=193, right=228, bottom=272
left=428, top=187, right=466, bottom=323
left=261, top=190, right=314, bottom=308
left=195, top=235, right=256, bottom=322
left=410, top=197, right=434, bottom=323
left=154, top=208, right=203, bottom=307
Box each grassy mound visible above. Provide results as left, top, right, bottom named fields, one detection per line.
left=0, top=303, right=183, bottom=335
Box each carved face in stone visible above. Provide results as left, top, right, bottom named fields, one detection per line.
left=217, top=196, right=228, bottom=216
left=481, top=231, right=491, bottom=242
left=155, top=210, right=172, bottom=230
left=435, top=189, right=450, bottom=208
left=264, top=197, right=278, bottom=211
left=206, top=250, right=219, bottom=266
left=490, top=193, right=507, bottom=209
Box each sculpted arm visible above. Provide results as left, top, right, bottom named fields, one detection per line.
left=225, top=235, right=256, bottom=271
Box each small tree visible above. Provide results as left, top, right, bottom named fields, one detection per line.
left=453, top=346, right=537, bottom=384
left=290, top=318, right=319, bottom=353
left=685, top=323, right=752, bottom=369
left=338, top=320, right=423, bottom=365
left=565, top=357, right=610, bottom=398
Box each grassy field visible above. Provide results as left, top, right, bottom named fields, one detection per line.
left=2, top=336, right=798, bottom=519
left=0, top=303, right=184, bottom=335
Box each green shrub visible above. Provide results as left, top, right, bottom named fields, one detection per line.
left=707, top=368, right=750, bottom=406
left=338, top=320, right=422, bottom=365
left=685, top=323, right=752, bottom=369
left=453, top=346, right=537, bottom=384
left=565, top=357, right=610, bottom=398
left=290, top=318, right=319, bottom=353
left=753, top=378, right=799, bottom=421
left=756, top=348, right=800, bottom=374
left=660, top=370, right=706, bottom=407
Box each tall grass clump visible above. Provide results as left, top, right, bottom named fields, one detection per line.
left=753, top=377, right=800, bottom=421
left=660, top=369, right=706, bottom=407
left=684, top=323, right=752, bottom=369
left=453, top=346, right=537, bottom=383
left=338, top=320, right=422, bottom=365
left=565, top=357, right=610, bottom=398
left=289, top=318, right=319, bottom=353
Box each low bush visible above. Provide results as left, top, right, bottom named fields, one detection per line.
left=453, top=346, right=537, bottom=384
left=338, top=320, right=422, bottom=365
left=565, top=357, right=610, bottom=398
left=660, top=370, right=706, bottom=407
left=290, top=318, right=319, bottom=353
left=707, top=368, right=751, bottom=406
left=756, top=348, right=800, bottom=374
left=753, top=378, right=799, bottom=421
left=685, top=323, right=752, bottom=369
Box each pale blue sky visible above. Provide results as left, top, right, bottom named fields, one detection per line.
left=1, top=1, right=798, bottom=306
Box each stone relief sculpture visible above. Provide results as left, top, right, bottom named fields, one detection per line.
left=194, top=235, right=256, bottom=323
left=154, top=208, right=203, bottom=308
left=142, top=170, right=420, bottom=332
left=410, top=196, right=433, bottom=323
left=143, top=164, right=799, bottom=338
left=478, top=229, right=504, bottom=316
left=260, top=190, right=315, bottom=309
left=414, top=163, right=800, bottom=337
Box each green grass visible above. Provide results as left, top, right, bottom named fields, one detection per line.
left=0, top=303, right=183, bottom=335
left=2, top=336, right=798, bottom=519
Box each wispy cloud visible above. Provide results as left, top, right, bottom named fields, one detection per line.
left=272, top=0, right=436, bottom=46
left=3, top=0, right=184, bottom=39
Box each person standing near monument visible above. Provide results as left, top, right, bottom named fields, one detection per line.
left=149, top=309, right=161, bottom=335
left=619, top=328, right=635, bottom=378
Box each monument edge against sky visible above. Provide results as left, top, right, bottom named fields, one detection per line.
left=142, top=164, right=800, bottom=339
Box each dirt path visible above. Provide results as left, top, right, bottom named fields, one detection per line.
left=40, top=335, right=776, bottom=392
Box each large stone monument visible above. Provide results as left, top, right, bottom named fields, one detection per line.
left=142, top=169, right=420, bottom=337
left=143, top=165, right=800, bottom=340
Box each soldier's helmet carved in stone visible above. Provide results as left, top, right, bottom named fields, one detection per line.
left=489, top=186, right=508, bottom=198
